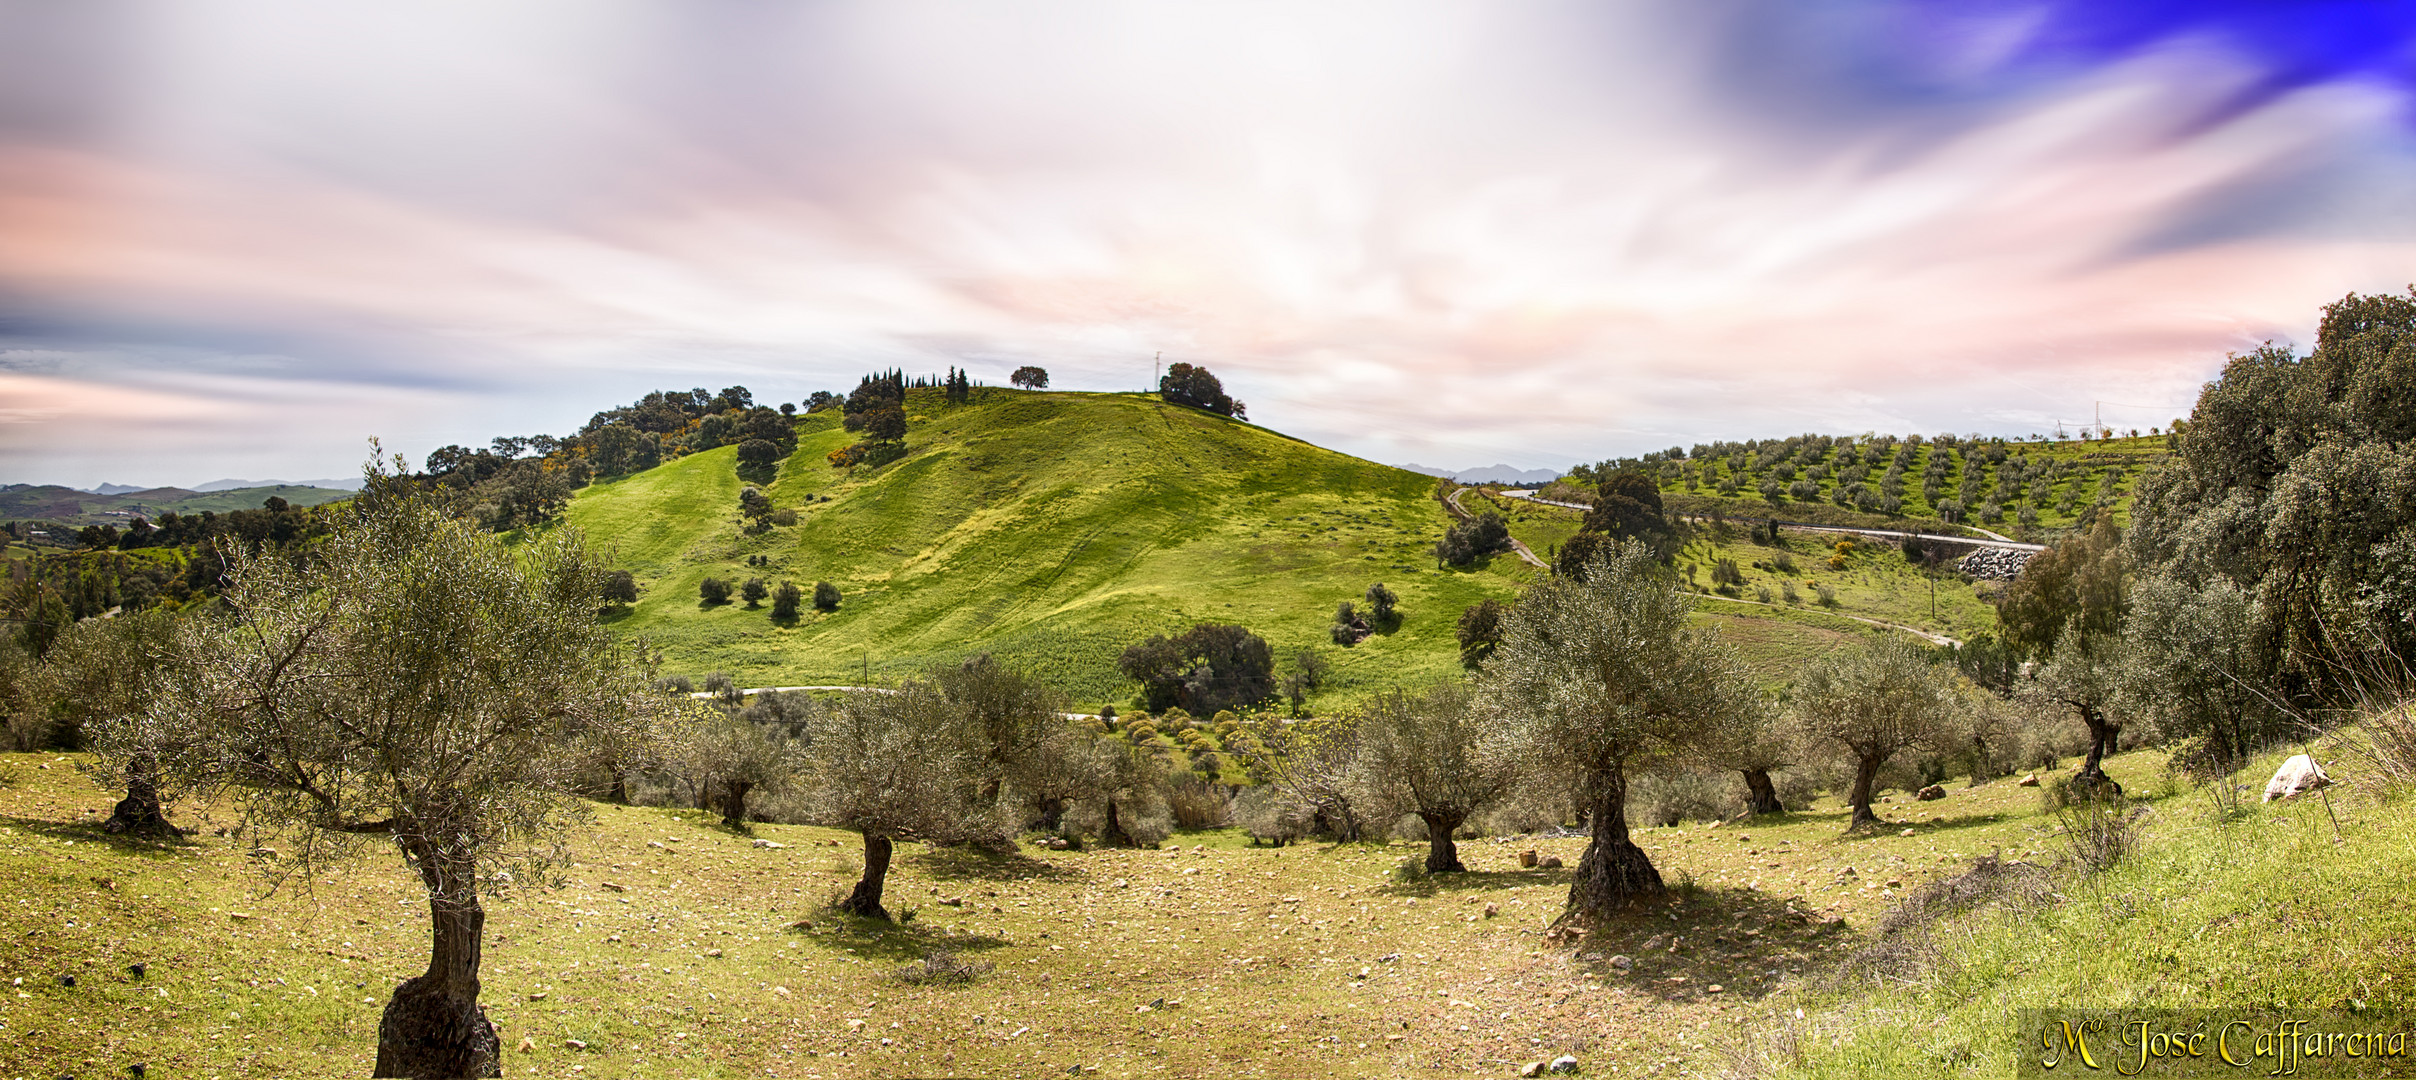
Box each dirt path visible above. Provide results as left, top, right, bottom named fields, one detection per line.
left=1445, top=486, right=1551, bottom=570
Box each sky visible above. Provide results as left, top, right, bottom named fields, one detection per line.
left=3, top=1, right=2415, bottom=488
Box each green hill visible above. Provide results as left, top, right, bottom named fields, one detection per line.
left=0, top=484, right=352, bottom=531
left=566, top=389, right=1545, bottom=706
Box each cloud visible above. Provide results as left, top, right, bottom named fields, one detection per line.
left=0, top=1, right=2410, bottom=485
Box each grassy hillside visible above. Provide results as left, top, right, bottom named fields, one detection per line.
left=565, top=390, right=1540, bottom=706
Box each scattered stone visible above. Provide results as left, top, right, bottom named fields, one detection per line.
left=940, top=896, right=964, bottom=907
left=2264, top=754, right=2333, bottom=802
left=648, top=841, right=667, bottom=850
left=1916, top=784, right=1946, bottom=801
left=1182, top=867, right=1200, bottom=876
left=1885, top=879, right=1902, bottom=889
left=1959, top=547, right=2034, bottom=580
left=1707, top=984, right=1724, bottom=993
left=564, top=1039, right=588, bottom=1051
left=2018, top=773, right=2040, bottom=787
left=1541, top=856, right=1564, bottom=869
left=1113, top=878, right=1129, bottom=888
left=704, top=948, right=723, bottom=958
left=1520, top=1061, right=1547, bottom=1077
left=517, top=1037, right=535, bottom=1053
left=1549, top=1054, right=1580, bottom=1073
left=1640, top=934, right=1668, bottom=952
left=527, top=992, right=547, bottom=1001
left=788, top=920, right=814, bottom=932
left=1519, top=849, right=1538, bottom=868
left=1608, top=955, right=1634, bottom=972
left=1900, top=828, right=1917, bottom=837
left=1483, top=901, right=1499, bottom=918
left=599, top=882, right=626, bottom=892
left=751, top=839, right=786, bottom=849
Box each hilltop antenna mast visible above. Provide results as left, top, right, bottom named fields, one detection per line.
left=1154, top=351, right=1161, bottom=392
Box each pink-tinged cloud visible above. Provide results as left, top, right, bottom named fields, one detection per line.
left=0, top=2, right=2411, bottom=486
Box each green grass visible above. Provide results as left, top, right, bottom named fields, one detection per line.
left=1673, top=520, right=2000, bottom=645
left=1764, top=738, right=2416, bottom=1078
left=8, top=737, right=2395, bottom=1078
left=566, top=390, right=1537, bottom=707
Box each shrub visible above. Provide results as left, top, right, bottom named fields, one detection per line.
left=1628, top=767, right=1735, bottom=827
left=740, top=578, right=769, bottom=608
left=813, top=581, right=841, bottom=611
left=699, top=577, right=732, bottom=605
left=1781, top=581, right=1801, bottom=605
left=1772, top=552, right=1798, bottom=574
left=770, top=581, right=803, bottom=620
left=1710, top=558, right=1745, bottom=587
left=1816, top=583, right=1837, bottom=607
left=1436, top=512, right=1511, bottom=566
left=1167, top=777, right=1231, bottom=828
left=601, top=570, right=638, bottom=607
left=1364, top=582, right=1398, bottom=623
left=769, top=508, right=797, bottom=527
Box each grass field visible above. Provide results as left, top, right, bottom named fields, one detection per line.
left=7, top=737, right=2397, bottom=1079
left=564, top=390, right=1541, bottom=709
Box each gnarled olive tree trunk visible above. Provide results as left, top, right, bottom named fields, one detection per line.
left=1569, top=763, right=1662, bottom=916
left=1846, top=753, right=1885, bottom=829
left=840, top=832, right=894, bottom=919
left=1420, top=811, right=1467, bottom=873
left=719, top=779, right=754, bottom=830
left=101, top=753, right=182, bottom=839
left=2072, top=705, right=2124, bottom=798
left=1740, top=768, right=1784, bottom=816
left=376, top=842, right=498, bottom=1079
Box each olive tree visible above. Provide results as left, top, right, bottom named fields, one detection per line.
left=149, top=469, right=675, bottom=1079
left=2036, top=622, right=2127, bottom=795
left=805, top=680, right=998, bottom=919
left=1482, top=540, right=1756, bottom=915
left=48, top=612, right=186, bottom=837
left=1695, top=692, right=1793, bottom=816
left=1229, top=711, right=1366, bottom=841
left=1350, top=683, right=1524, bottom=872
left=1796, top=634, right=1961, bottom=829
left=682, top=704, right=805, bottom=830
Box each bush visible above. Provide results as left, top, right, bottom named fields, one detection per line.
left=1234, top=785, right=1309, bottom=845
left=1710, top=558, right=1745, bottom=587
left=1167, top=777, right=1231, bottom=829
left=1436, top=512, right=1511, bottom=566
left=740, top=577, right=768, bottom=608
left=770, top=581, right=803, bottom=620
left=813, top=581, right=841, bottom=611
left=769, top=508, right=798, bottom=527
left=601, top=570, right=638, bottom=607
left=699, top=577, right=732, bottom=605
left=1364, top=582, right=1398, bottom=623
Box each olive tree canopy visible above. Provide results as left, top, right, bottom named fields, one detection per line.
left=1350, top=682, right=1524, bottom=873
left=150, top=466, right=677, bottom=1079
left=1796, top=634, right=1962, bottom=828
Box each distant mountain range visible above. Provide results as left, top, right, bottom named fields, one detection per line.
left=1392, top=462, right=1563, bottom=485
left=69, top=477, right=361, bottom=496
left=0, top=483, right=355, bottom=525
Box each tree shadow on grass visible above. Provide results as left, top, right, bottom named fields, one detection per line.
left=1561, top=885, right=1854, bottom=1007
left=0, top=813, right=199, bottom=862
left=1374, top=867, right=1568, bottom=899
left=909, top=844, right=1088, bottom=883
left=793, top=911, right=1015, bottom=965
left=1819, top=810, right=2019, bottom=843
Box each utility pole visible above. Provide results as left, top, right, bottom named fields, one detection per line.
left=1153, top=351, right=1161, bottom=392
